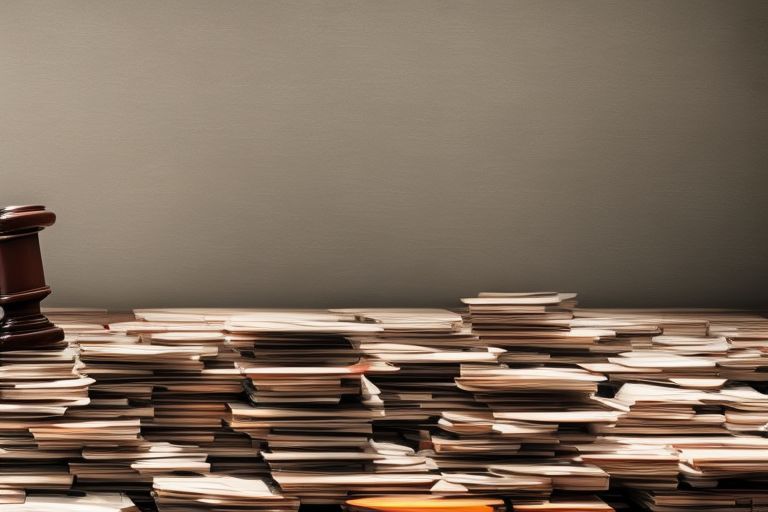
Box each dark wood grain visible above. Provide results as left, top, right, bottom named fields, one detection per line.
left=0, top=205, right=63, bottom=350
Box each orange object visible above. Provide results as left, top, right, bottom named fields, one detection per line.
left=346, top=495, right=505, bottom=512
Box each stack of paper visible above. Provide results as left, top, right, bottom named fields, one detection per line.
left=226, top=313, right=413, bottom=504
left=488, top=462, right=608, bottom=492
left=0, top=493, right=138, bottom=512
left=592, top=382, right=768, bottom=436
left=0, top=338, right=84, bottom=501
left=7, top=299, right=768, bottom=512
left=152, top=475, right=298, bottom=512
left=630, top=488, right=768, bottom=512
left=462, top=294, right=632, bottom=369
left=576, top=439, right=681, bottom=490
left=123, top=333, right=254, bottom=475
left=43, top=308, right=110, bottom=336
left=512, top=496, right=614, bottom=512
left=446, top=294, right=618, bottom=498
left=340, top=309, right=492, bottom=442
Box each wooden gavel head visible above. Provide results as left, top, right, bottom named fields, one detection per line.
left=0, top=205, right=64, bottom=350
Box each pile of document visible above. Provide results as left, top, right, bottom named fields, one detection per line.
left=448, top=293, right=617, bottom=501
left=8, top=296, right=764, bottom=512
left=152, top=474, right=299, bottom=512
left=225, top=311, right=437, bottom=503
left=0, top=493, right=138, bottom=512
left=566, top=306, right=768, bottom=497
left=0, top=331, right=87, bottom=502
left=344, top=308, right=553, bottom=500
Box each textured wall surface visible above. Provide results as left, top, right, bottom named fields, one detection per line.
left=1, top=0, right=766, bottom=309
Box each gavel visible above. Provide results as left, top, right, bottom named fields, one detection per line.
left=0, top=205, right=63, bottom=350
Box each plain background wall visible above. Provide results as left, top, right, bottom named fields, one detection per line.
left=1, top=0, right=766, bottom=309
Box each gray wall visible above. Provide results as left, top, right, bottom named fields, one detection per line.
left=1, top=0, right=766, bottom=309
